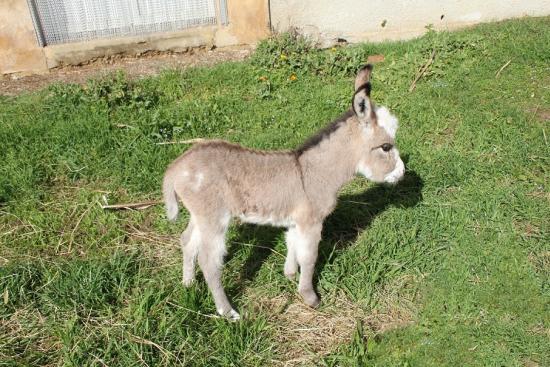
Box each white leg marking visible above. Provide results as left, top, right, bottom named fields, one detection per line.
left=183, top=226, right=201, bottom=286
left=287, top=227, right=309, bottom=260
left=284, top=227, right=300, bottom=279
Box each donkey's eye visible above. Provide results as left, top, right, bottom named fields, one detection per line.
left=381, top=143, right=393, bottom=152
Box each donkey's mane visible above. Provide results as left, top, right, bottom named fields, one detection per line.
left=294, top=109, right=354, bottom=156
left=189, top=110, right=355, bottom=157
left=190, top=139, right=293, bottom=156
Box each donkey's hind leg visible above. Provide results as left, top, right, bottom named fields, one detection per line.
left=196, top=214, right=239, bottom=320
left=181, top=218, right=198, bottom=286
left=284, top=229, right=298, bottom=280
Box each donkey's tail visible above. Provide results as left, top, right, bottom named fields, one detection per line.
left=162, top=173, right=179, bottom=222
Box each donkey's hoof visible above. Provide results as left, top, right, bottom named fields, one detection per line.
left=300, top=290, right=320, bottom=308
left=218, top=308, right=241, bottom=321
left=228, top=309, right=241, bottom=321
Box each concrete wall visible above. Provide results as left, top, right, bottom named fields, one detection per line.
left=0, top=0, right=269, bottom=74
left=270, top=0, right=550, bottom=46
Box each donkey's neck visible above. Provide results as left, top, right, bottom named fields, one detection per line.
left=298, top=119, right=360, bottom=216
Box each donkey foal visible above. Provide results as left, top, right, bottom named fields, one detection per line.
left=162, top=65, right=405, bottom=319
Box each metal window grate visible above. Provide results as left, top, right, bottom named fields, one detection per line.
left=28, top=0, right=218, bottom=46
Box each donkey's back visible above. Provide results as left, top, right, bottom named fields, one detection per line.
left=163, top=140, right=305, bottom=225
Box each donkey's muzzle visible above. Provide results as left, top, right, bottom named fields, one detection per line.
left=383, top=158, right=405, bottom=185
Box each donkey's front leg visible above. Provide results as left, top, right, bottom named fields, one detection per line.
left=288, top=223, right=322, bottom=308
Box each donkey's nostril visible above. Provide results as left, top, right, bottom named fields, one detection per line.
left=384, top=158, right=405, bottom=184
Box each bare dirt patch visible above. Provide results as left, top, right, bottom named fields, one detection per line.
left=527, top=106, right=550, bottom=123
left=0, top=46, right=252, bottom=96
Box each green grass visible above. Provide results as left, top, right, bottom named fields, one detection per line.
left=1, top=17, right=549, bottom=366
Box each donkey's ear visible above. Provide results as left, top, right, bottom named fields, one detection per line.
left=352, top=87, right=375, bottom=123
left=354, top=64, right=373, bottom=91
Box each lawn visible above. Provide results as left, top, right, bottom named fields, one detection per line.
left=1, top=16, right=548, bottom=366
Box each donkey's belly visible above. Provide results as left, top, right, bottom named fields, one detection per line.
left=237, top=213, right=295, bottom=228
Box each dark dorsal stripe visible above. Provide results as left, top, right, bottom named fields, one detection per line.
left=295, top=109, right=354, bottom=156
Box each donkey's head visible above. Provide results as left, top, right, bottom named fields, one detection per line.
left=352, top=65, right=405, bottom=184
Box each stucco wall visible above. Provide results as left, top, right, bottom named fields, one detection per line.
left=2, top=1, right=548, bottom=75
left=270, top=0, right=550, bottom=45
left=216, top=0, right=270, bottom=46
left=0, top=0, right=269, bottom=74
left=0, top=0, right=47, bottom=74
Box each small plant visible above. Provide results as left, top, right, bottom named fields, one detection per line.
left=252, top=31, right=371, bottom=78
left=251, top=30, right=314, bottom=71
left=46, top=83, right=87, bottom=107
left=84, top=72, right=160, bottom=110
left=46, top=72, right=161, bottom=112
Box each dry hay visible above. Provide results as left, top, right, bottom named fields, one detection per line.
left=0, top=307, right=61, bottom=364
left=122, top=222, right=180, bottom=266
left=249, top=274, right=420, bottom=366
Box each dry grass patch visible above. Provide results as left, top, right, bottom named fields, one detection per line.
left=427, top=119, right=458, bottom=149
left=528, top=251, right=550, bottom=276
left=514, top=221, right=543, bottom=239
left=527, top=189, right=550, bottom=202
left=0, top=307, right=61, bottom=364
left=248, top=274, right=419, bottom=366
left=122, top=223, right=180, bottom=267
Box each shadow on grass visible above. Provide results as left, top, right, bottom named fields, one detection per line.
left=227, top=168, right=424, bottom=296
left=318, top=170, right=424, bottom=269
